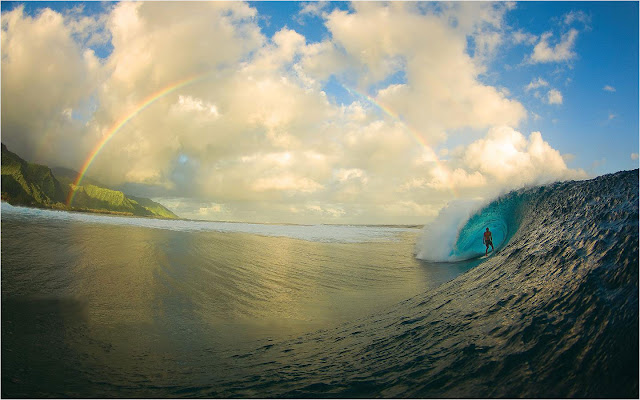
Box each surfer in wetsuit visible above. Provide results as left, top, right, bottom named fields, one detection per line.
left=483, top=227, right=494, bottom=256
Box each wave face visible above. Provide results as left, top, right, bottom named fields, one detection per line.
left=2, top=169, right=638, bottom=398
left=451, top=193, right=521, bottom=259
left=213, top=169, right=637, bottom=398
left=416, top=190, right=529, bottom=261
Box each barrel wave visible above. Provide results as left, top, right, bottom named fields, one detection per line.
left=449, top=193, right=521, bottom=260
left=213, top=169, right=639, bottom=398
left=414, top=191, right=526, bottom=262
left=2, top=170, right=638, bottom=398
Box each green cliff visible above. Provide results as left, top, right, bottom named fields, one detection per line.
left=2, top=144, right=179, bottom=219
left=1, top=143, right=66, bottom=207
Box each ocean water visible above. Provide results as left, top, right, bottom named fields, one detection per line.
left=2, top=169, right=638, bottom=397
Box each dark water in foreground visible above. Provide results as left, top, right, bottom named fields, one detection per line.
left=1, top=205, right=474, bottom=397
left=2, top=170, right=638, bottom=398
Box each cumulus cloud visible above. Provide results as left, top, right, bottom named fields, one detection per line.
left=564, top=10, right=591, bottom=27
left=198, top=203, right=223, bottom=216
left=1, top=5, right=101, bottom=166
left=252, top=174, right=323, bottom=194
left=427, top=167, right=487, bottom=191
left=298, top=1, right=331, bottom=19
left=546, top=89, right=563, bottom=105
left=525, top=77, right=549, bottom=91
left=529, top=29, right=579, bottom=63
left=512, top=30, right=538, bottom=45
left=603, top=85, right=616, bottom=92
left=324, top=2, right=526, bottom=140
left=461, top=126, right=586, bottom=188
left=403, top=126, right=587, bottom=204
left=1, top=2, right=587, bottom=224
left=302, top=204, right=346, bottom=218
left=171, top=95, right=220, bottom=119
left=334, top=168, right=368, bottom=184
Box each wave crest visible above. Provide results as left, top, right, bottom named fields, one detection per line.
left=415, top=192, right=525, bottom=261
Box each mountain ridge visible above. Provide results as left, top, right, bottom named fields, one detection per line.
left=1, top=143, right=179, bottom=219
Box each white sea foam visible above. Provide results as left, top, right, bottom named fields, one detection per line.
left=414, top=199, right=482, bottom=261
left=1, top=203, right=419, bottom=243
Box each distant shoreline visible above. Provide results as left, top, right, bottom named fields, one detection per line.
left=0, top=200, right=174, bottom=221
left=0, top=200, right=424, bottom=229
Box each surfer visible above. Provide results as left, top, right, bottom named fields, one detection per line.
left=483, top=227, right=494, bottom=256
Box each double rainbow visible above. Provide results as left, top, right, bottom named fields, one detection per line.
left=66, top=71, right=214, bottom=206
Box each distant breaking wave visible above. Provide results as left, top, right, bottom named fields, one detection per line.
left=1, top=169, right=637, bottom=398
left=0, top=203, right=417, bottom=243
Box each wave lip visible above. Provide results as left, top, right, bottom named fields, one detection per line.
left=416, top=190, right=528, bottom=262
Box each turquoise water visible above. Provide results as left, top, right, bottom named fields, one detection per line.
left=2, top=170, right=638, bottom=397
left=451, top=192, right=523, bottom=259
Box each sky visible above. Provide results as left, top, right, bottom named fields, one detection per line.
left=1, top=1, right=638, bottom=224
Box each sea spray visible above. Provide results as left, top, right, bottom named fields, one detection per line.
left=1, top=170, right=637, bottom=398
left=415, top=188, right=529, bottom=262
left=414, top=199, right=483, bottom=261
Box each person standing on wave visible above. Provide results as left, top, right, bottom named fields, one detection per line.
left=483, top=227, right=494, bottom=256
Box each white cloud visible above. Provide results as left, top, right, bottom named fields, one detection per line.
left=172, top=95, right=220, bottom=118
left=298, top=2, right=330, bottom=19
left=297, top=39, right=350, bottom=85
left=512, top=30, right=537, bottom=45
left=564, top=10, right=591, bottom=27
left=461, top=126, right=587, bottom=187
left=379, top=200, right=440, bottom=218
left=427, top=167, right=487, bottom=191
left=529, top=29, right=579, bottom=63
left=546, top=89, right=563, bottom=105
left=1, top=6, right=101, bottom=166
left=525, top=77, right=549, bottom=92
left=304, top=204, right=346, bottom=218
left=252, top=175, right=323, bottom=194
left=322, top=2, right=527, bottom=139
left=0, top=2, right=589, bottom=224
left=603, top=85, right=616, bottom=92
left=198, top=203, right=223, bottom=215
left=334, top=168, right=368, bottom=184
left=402, top=126, right=588, bottom=200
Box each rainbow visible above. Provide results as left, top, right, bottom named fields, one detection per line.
left=343, top=86, right=434, bottom=149
left=66, top=71, right=214, bottom=206
left=67, top=73, right=457, bottom=206
left=342, top=85, right=458, bottom=196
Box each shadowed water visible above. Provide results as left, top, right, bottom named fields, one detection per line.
left=2, top=170, right=638, bottom=398
left=1, top=206, right=476, bottom=397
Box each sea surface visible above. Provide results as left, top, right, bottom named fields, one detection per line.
left=2, top=169, right=638, bottom=398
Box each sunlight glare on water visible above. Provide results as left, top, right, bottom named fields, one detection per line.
left=2, top=203, right=481, bottom=397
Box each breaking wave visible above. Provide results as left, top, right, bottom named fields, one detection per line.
left=415, top=189, right=526, bottom=261
left=0, top=202, right=417, bottom=243
left=2, top=169, right=638, bottom=398
left=219, top=169, right=638, bottom=398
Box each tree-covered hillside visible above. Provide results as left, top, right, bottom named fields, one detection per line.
left=1, top=143, right=66, bottom=207
left=2, top=144, right=179, bottom=219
